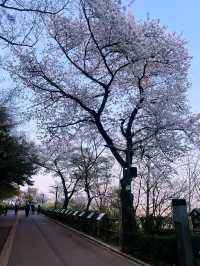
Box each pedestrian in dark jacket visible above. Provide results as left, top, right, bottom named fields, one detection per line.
left=31, top=204, right=35, bottom=214
left=14, top=204, right=19, bottom=215
left=37, top=205, right=41, bottom=214
left=25, top=203, right=30, bottom=217
left=4, top=205, right=8, bottom=216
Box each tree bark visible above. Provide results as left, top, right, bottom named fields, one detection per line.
left=58, top=170, right=69, bottom=209
left=145, top=162, right=150, bottom=233
left=85, top=197, right=93, bottom=211
left=63, top=195, right=69, bottom=209
left=120, top=168, right=137, bottom=253
left=95, top=117, right=138, bottom=252
left=188, top=174, right=191, bottom=212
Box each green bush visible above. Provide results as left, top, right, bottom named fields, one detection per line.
left=192, top=234, right=200, bottom=258
left=0, top=205, right=4, bottom=214
left=152, top=229, right=175, bottom=236
left=133, top=233, right=200, bottom=265
left=132, top=234, right=177, bottom=265
left=140, top=216, right=173, bottom=234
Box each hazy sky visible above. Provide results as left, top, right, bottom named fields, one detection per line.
left=32, top=1, right=200, bottom=194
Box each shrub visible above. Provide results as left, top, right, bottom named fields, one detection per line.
left=0, top=205, right=4, bottom=214
left=192, top=234, right=200, bottom=258
left=132, top=234, right=177, bottom=265
left=134, top=233, right=200, bottom=265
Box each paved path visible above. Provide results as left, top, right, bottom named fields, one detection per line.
left=0, top=212, right=141, bottom=266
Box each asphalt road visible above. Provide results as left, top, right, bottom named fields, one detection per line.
left=5, top=212, right=140, bottom=266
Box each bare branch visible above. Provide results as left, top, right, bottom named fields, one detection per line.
left=0, top=1, right=69, bottom=15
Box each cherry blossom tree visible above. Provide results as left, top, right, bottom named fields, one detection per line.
left=133, top=156, right=187, bottom=233
left=7, top=0, right=200, bottom=252
left=92, top=174, right=113, bottom=212
left=0, top=0, right=68, bottom=46
left=69, top=140, right=114, bottom=211
left=176, top=150, right=200, bottom=212
left=38, top=142, right=83, bottom=209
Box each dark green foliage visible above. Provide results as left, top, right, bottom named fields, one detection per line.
left=152, top=229, right=175, bottom=236
left=140, top=215, right=173, bottom=234
left=0, top=134, right=37, bottom=185
left=132, top=234, right=177, bottom=265
left=0, top=183, right=19, bottom=199
left=133, top=234, right=200, bottom=265
left=0, top=106, right=38, bottom=198
left=192, top=234, right=200, bottom=258
left=0, top=205, right=4, bottom=214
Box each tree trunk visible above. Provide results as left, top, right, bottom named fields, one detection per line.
left=63, top=195, right=69, bottom=209
left=145, top=162, right=150, bottom=233
left=120, top=168, right=137, bottom=254
left=188, top=174, right=191, bottom=212
left=55, top=187, right=58, bottom=209
left=85, top=196, right=93, bottom=211
left=58, top=170, right=69, bottom=209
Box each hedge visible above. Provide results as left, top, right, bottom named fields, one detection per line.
left=132, top=234, right=177, bottom=265
left=0, top=205, right=4, bottom=215
left=133, top=233, right=200, bottom=265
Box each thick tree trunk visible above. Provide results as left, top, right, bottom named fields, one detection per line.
left=85, top=196, right=93, bottom=211
left=145, top=162, right=150, bottom=233
left=188, top=175, right=191, bottom=212
left=95, top=118, right=138, bottom=252
left=54, top=187, right=58, bottom=209
left=63, top=195, right=69, bottom=209
left=58, top=170, right=70, bottom=209
left=120, top=169, right=137, bottom=253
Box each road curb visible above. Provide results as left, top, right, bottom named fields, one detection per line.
left=46, top=216, right=151, bottom=266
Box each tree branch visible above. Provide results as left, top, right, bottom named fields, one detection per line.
left=0, top=35, right=32, bottom=47
left=81, top=0, right=114, bottom=79
left=0, top=1, right=68, bottom=15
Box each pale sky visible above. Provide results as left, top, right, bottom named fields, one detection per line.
left=21, top=1, right=200, bottom=194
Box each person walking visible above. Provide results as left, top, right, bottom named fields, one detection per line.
left=37, top=205, right=41, bottom=214
left=31, top=204, right=35, bottom=214
left=4, top=205, right=8, bottom=216
left=25, top=203, right=30, bottom=217
left=14, top=204, right=19, bottom=215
